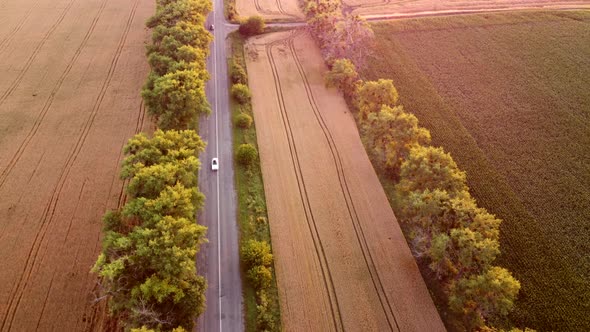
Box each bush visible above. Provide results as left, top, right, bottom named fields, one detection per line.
left=230, top=60, right=247, bottom=84
left=236, top=144, right=258, bottom=166
left=241, top=239, right=272, bottom=267
left=235, top=113, right=253, bottom=129
left=231, top=83, right=251, bottom=104
left=247, top=265, right=273, bottom=289
left=238, top=16, right=265, bottom=36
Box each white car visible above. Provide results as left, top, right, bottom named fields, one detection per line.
left=211, top=157, right=219, bottom=171
left=209, top=24, right=214, bottom=31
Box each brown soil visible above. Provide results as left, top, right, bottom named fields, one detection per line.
left=0, top=0, right=154, bottom=330
left=346, top=0, right=590, bottom=18
left=245, top=30, right=445, bottom=331
left=235, top=0, right=304, bottom=21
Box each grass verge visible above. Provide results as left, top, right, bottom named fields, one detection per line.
left=228, top=32, right=282, bottom=332
left=360, top=10, right=590, bottom=331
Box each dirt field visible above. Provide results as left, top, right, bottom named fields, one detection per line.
left=344, top=0, right=590, bottom=18
left=0, top=0, right=154, bottom=330
left=235, top=0, right=303, bottom=21
left=245, top=30, right=444, bottom=332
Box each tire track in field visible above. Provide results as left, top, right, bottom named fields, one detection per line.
left=0, top=0, right=77, bottom=106
left=265, top=32, right=344, bottom=332
left=0, top=0, right=39, bottom=54
left=254, top=0, right=299, bottom=18
left=287, top=33, right=401, bottom=331
left=0, top=1, right=139, bottom=329
left=345, top=0, right=420, bottom=12
left=0, top=0, right=109, bottom=190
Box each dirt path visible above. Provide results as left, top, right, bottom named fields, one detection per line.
left=0, top=0, right=154, bottom=330
left=245, top=30, right=445, bottom=332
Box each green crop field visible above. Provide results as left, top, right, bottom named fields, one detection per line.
left=361, top=10, right=590, bottom=331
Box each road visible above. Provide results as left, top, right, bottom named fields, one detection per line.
left=195, top=1, right=243, bottom=331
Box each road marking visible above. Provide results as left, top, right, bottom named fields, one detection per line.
left=212, top=7, right=223, bottom=332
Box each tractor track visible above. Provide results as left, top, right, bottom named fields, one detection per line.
left=0, top=0, right=139, bottom=329
left=266, top=31, right=345, bottom=332
left=0, top=0, right=77, bottom=107
left=286, top=32, right=400, bottom=331
left=0, top=0, right=109, bottom=189
left=0, top=0, right=40, bottom=55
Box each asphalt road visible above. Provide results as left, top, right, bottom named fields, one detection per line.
left=195, top=2, right=243, bottom=331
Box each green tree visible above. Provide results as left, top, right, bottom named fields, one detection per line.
left=325, top=58, right=359, bottom=99
left=449, top=266, right=521, bottom=329
left=357, top=79, right=399, bottom=118
left=236, top=143, right=258, bottom=166
left=152, top=21, right=212, bottom=52
left=231, top=83, right=251, bottom=104
left=241, top=239, right=273, bottom=268
left=125, top=158, right=199, bottom=199
left=362, top=104, right=431, bottom=178
left=238, top=16, right=266, bottom=36
left=142, top=70, right=210, bottom=130
left=235, top=113, right=253, bottom=129
left=428, top=228, right=500, bottom=280
left=122, top=130, right=205, bottom=171
left=396, top=145, right=468, bottom=196
left=146, top=0, right=212, bottom=29
left=247, top=265, right=273, bottom=289
left=123, top=183, right=204, bottom=226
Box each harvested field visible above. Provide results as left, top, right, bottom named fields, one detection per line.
left=0, top=0, right=154, bottom=330
left=245, top=30, right=444, bottom=332
left=361, top=10, right=590, bottom=330
left=345, top=0, right=590, bottom=19
left=235, top=0, right=303, bottom=21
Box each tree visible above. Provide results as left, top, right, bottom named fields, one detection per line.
left=428, top=228, right=500, bottom=280
left=322, top=14, right=374, bottom=68
left=152, top=21, right=212, bottom=52
left=92, top=216, right=208, bottom=331
left=125, top=158, right=199, bottom=199
left=230, top=59, right=247, bottom=84
left=325, top=58, right=359, bottom=99
left=235, top=113, right=253, bottom=129
left=123, top=183, right=204, bottom=226
left=231, top=83, right=251, bottom=104
left=449, top=266, right=521, bottom=329
left=146, top=0, right=211, bottom=29
left=142, top=70, right=210, bottom=130
left=396, top=145, right=468, bottom=196
left=357, top=79, right=399, bottom=118
left=247, top=265, right=273, bottom=289
left=362, top=104, right=431, bottom=178
left=122, top=130, right=205, bottom=168
left=238, top=16, right=265, bottom=36
left=241, top=240, right=273, bottom=268
left=236, top=144, right=258, bottom=166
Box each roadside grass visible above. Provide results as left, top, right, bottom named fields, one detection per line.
left=360, top=10, right=590, bottom=331
left=229, top=32, right=282, bottom=332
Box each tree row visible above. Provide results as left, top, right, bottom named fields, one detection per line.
left=92, top=0, right=214, bottom=330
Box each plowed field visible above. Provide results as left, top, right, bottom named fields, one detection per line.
left=0, top=0, right=153, bottom=330
left=245, top=30, right=444, bottom=332
left=235, top=0, right=303, bottom=21
left=345, top=0, right=590, bottom=18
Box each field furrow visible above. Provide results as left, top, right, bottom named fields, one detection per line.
left=0, top=0, right=154, bottom=330
left=246, top=30, right=445, bottom=332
